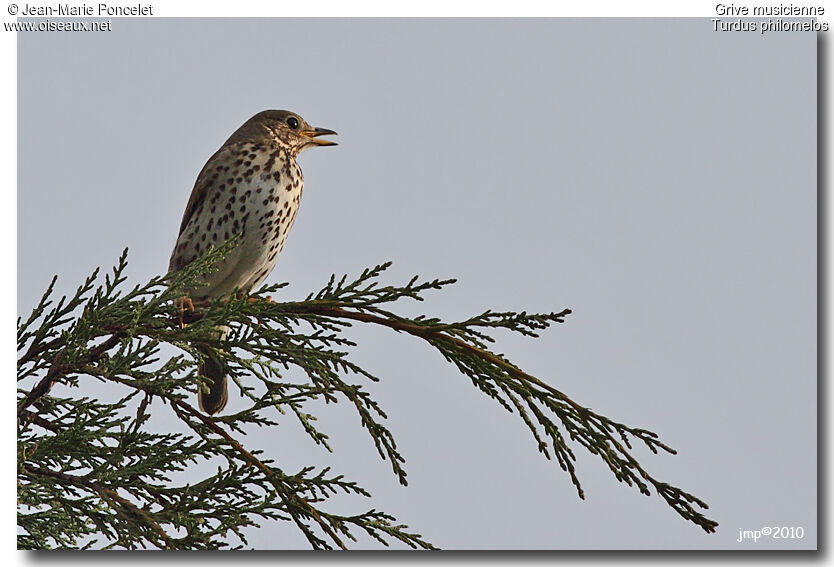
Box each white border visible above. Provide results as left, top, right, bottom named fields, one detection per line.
left=3, top=2, right=829, bottom=564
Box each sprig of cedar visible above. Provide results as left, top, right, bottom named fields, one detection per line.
left=17, top=245, right=716, bottom=549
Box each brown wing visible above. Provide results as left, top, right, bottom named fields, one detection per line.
left=169, top=143, right=245, bottom=273
left=176, top=145, right=232, bottom=237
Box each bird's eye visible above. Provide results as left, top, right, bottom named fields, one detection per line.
left=286, top=117, right=299, bottom=130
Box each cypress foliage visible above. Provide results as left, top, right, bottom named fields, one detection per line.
left=17, top=244, right=717, bottom=549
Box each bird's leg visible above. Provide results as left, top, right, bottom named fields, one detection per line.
left=175, top=296, right=195, bottom=328
left=235, top=289, right=276, bottom=304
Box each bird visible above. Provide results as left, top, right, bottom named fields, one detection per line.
left=168, top=110, right=337, bottom=415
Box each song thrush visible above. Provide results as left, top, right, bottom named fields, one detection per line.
left=169, top=110, right=337, bottom=414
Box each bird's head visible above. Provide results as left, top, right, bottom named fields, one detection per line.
left=230, top=110, right=337, bottom=155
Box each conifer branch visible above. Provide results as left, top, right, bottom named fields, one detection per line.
left=22, top=463, right=175, bottom=549
left=170, top=397, right=348, bottom=550
left=17, top=246, right=717, bottom=549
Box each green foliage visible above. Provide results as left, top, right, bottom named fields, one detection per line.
left=17, top=245, right=718, bottom=549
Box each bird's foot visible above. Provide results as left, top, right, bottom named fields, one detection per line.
left=175, top=296, right=195, bottom=328
left=247, top=296, right=276, bottom=304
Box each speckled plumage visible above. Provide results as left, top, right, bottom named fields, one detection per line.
left=170, top=110, right=336, bottom=298
left=169, top=110, right=336, bottom=414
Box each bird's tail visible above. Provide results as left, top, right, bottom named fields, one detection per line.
left=197, top=325, right=229, bottom=415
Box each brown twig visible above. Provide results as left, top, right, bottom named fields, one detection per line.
left=171, top=398, right=347, bottom=549
left=295, top=304, right=717, bottom=533
left=17, top=332, right=124, bottom=418
left=304, top=305, right=581, bottom=405
left=18, top=410, right=58, bottom=433
left=22, top=463, right=175, bottom=549
left=17, top=336, right=64, bottom=367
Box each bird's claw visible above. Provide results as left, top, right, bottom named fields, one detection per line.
left=247, top=296, right=276, bottom=304
left=175, top=296, right=195, bottom=328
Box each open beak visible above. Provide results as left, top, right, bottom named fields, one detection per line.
left=301, top=127, right=338, bottom=146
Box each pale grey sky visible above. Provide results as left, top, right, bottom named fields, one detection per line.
left=18, top=19, right=816, bottom=549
